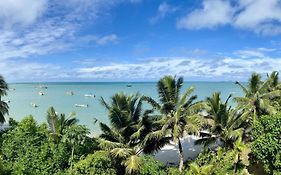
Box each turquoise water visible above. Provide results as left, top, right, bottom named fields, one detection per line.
left=4, top=82, right=243, bottom=135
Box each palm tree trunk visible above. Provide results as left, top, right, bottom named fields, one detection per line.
left=70, top=145, right=75, bottom=169
left=178, top=138, right=184, bottom=172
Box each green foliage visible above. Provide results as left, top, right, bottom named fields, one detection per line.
left=1, top=116, right=96, bottom=175
left=190, top=147, right=250, bottom=175
left=166, top=167, right=181, bottom=175
left=0, top=75, right=9, bottom=123
left=70, top=151, right=117, bottom=175
left=138, top=156, right=166, bottom=175
left=47, top=106, right=78, bottom=141
left=235, top=73, right=280, bottom=127
left=2, top=116, right=69, bottom=175
left=197, top=92, right=243, bottom=148
left=252, top=113, right=281, bottom=174
left=193, top=149, right=213, bottom=167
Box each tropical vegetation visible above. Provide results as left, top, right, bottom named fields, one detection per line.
left=0, top=72, right=280, bottom=174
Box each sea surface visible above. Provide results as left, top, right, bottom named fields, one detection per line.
left=4, top=82, right=243, bottom=135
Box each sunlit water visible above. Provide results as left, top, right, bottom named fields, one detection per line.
left=4, top=82, right=243, bottom=135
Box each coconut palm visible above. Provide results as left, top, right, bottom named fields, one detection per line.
left=142, top=76, right=205, bottom=172
left=196, top=92, right=243, bottom=148
left=142, top=75, right=185, bottom=114
left=234, top=73, right=281, bottom=124
left=267, top=71, right=280, bottom=90
left=0, top=75, right=8, bottom=123
left=98, top=93, right=153, bottom=174
left=99, top=93, right=144, bottom=143
left=46, top=106, right=78, bottom=140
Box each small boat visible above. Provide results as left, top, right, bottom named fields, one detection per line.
left=4, top=100, right=10, bottom=103
left=36, top=85, right=48, bottom=89
left=126, top=84, right=132, bottom=88
left=31, top=103, right=38, bottom=108
left=74, top=104, right=89, bottom=108
left=84, top=94, right=95, bottom=98
left=38, top=91, right=45, bottom=96
left=67, top=91, right=74, bottom=96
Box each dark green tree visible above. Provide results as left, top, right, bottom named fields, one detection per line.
left=252, top=113, right=281, bottom=174
left=196, top=92, right=243, bottom=148
left=2, top=116, right=69, bottom=174
left=0, top=75, right=9, bottom=123
left=70, top=151, right=117, bottom=175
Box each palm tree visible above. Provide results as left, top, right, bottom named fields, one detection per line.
left=267, top=71, right=280, bottom=90
left=46, top=106, right=78, bottom=140
left=0, top=75, right=8, bottom=123
left=196, top=92, right=243, bottom=149
left=98, top=93, right=152, bottom=174
left=99, top=93, right=143, bottom=144
left=143, top=76, right=205, bottom=172
left=234, top=73, right=281, bottom=124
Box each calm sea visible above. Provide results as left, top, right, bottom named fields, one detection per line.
left=4, top=82, right=243, bottom=135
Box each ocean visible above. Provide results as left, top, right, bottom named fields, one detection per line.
left=4, top=82, right=243, bottom=135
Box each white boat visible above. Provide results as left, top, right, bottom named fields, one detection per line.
left=84, top=94, right=95, bottom=98
left=36, top=85, right=48, bottom=89
left=31, top=103, right=38, bottom=108
left=38, top=91, right=45, bottom=96
left=74, top=104, right=89, bottom=108
left=67, top=91, right=74, bottom=96
left=4, top=100, right=10, bottom=103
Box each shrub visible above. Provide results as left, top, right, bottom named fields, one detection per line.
left=70, top=151, right=117, bottom=175
left=139, top=155, right=167, bottom=175
left=252, top=114, right=281, bottom=174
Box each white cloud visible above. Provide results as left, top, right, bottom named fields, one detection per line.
left=0, top=0, right=47, bottom=28
left=234, top=50, right=265, bottom=59
left=0, top=21, right=74, bottom=60
left=178, top=0, right=281, bottom=35
left=79, top=34, right=119, bottom=46
left=95, top=34, right=119, bottom=45
left=0, top=0, right=123, bottom=61
left=177, top=0, right=233, bottom=29
left=234, top=47, right=278, bottom=58
left=76, top=56, right=281, bottom=81
left=150, top=2, right=177, bottom=24
left=234, top=0, right=281, bottom=35
left=0, top=60, right=69, bottom=82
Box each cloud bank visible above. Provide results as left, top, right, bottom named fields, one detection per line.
left=177, top=0, right=281, bottom=35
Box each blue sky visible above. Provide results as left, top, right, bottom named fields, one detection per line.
left=1, top=0, right=281, bottom=82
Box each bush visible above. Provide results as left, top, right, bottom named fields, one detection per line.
left=166, top=167, right=182, bottom=175
left=189, top=147, right=250, bottom=175
left=252, top=114, right=281, bottom=174
left=2, top=116, right=69, bottom=175
left=139, top=156, right=167, bottom=175
left=70, top=151, right=117, bottom=175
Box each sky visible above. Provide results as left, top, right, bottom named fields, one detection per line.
left=1, top=0, right=281, bottom=82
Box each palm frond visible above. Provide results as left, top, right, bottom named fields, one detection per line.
left=123, top=155, right=142, bottom=174
left=111, top=147, right=135, bottom=159
left=178, top=86, right=194, bottom=107
left=98, top=138, right=126, bottom=150
left=235, top=81, right=248, bottom=95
